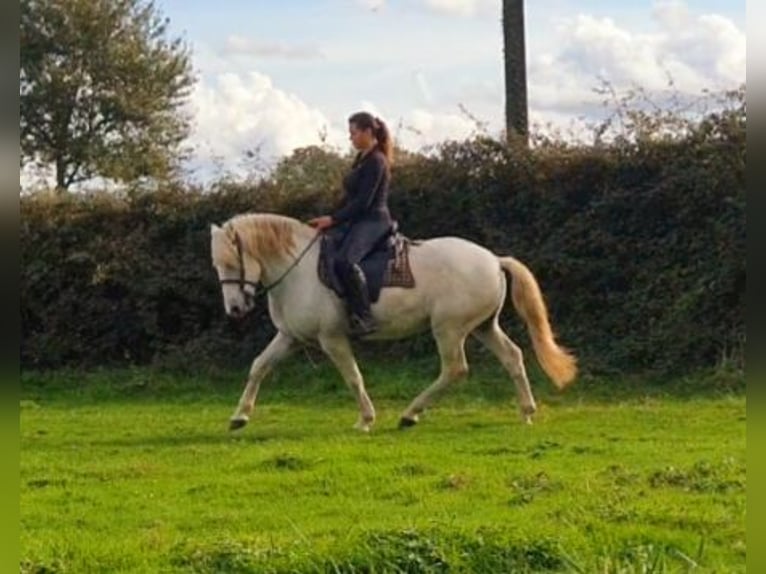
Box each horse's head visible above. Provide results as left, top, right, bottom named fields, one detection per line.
left=210, top=222, right=262, bottom=318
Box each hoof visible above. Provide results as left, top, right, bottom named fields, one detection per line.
left=229, top=417, right=249, bottom=431
left=354, top=422, right=371, bottom=433
left=398, top=417, right=418, bottom=429
left=520, top=405, right=536, bottom=425
left=354, top=415, right=375, bottom=433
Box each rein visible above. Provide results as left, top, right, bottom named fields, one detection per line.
left=219, top=228, right=322, bottom=298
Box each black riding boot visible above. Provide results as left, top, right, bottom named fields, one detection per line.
left=342, top=264, right=377, bottom=337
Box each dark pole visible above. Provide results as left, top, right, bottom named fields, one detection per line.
left=502, top=0, right=529, bottom=146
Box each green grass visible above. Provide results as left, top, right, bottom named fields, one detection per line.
left=20, top=358, right=746, bottom=573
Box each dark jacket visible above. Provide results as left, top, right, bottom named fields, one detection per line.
left=332, top=149, right=392, bottom=226
left=329, top=148, right=394, bottom=264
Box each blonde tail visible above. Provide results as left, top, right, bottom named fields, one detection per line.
left=498, top=257, right=577, bottom=388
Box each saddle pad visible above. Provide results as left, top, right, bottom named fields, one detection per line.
left=318, top=234, right=416, bottom=302
left=384, top=238, right=415, bottom=287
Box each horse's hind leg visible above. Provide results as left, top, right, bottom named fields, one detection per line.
left=230, top=331, right=296, bottom=430
left=318, top=335, right=376, bottom=432
left=399, top=328, right=469, bottom=428
left=472, top=322, right=537, bottom=424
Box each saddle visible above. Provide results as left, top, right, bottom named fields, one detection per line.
left=318, top=226, right=417, bottom=303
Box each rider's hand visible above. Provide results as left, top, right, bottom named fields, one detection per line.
left=307, top=215, right=334, bottom=230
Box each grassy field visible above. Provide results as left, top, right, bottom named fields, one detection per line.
left=20, top=357, right=745, bottom=573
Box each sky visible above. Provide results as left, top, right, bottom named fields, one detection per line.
left=28, top=0, right=748, bottom=187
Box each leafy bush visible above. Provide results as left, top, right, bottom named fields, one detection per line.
left=20, top=88, right=745, bottom=375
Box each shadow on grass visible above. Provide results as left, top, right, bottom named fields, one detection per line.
left=21, top=354, right=744, bottom=408
left=68, top=419, right=411, bottom=450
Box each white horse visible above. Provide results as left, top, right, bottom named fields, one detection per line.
left=211, top=212, right=577, bottom=432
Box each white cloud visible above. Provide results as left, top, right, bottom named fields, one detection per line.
left=661, top=13, right=745, bottom=85
left=222, top=36, right=324, bottom=60
left=563, top=15, right=670, bottom=90
left=177, top=0, right=744, bottom=183
left=652, top=0, right=690, bottom=29
left=182, top=71, right=486, bottom=181
left=356, top=0, right=495, bottom=17
left=528, top=1, right=745, bottom=116
left=184, top=72, right=347, bottom=181
left=424, top=0, right=488, bottom=16
left=393, top=109, right=480, bottom=150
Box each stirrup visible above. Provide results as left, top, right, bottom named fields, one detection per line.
left=349, top=314, right=377, bottom=337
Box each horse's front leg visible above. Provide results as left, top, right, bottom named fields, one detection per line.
left=230, top=331, right=296, bottom=430
left=318, top=334, right=376, bottom=432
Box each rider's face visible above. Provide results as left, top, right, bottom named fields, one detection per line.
left=349, top=122, right=374, bottom=151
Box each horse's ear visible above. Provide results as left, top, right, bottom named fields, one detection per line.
left=210, top=223, right=221, bottom=233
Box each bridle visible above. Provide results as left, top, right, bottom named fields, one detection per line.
left=218, top=231, right=261, bottom=303
left=218, top=227, right=322, bottom=300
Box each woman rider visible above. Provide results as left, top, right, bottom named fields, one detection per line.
left=308, top=111, right=395, bottom=336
